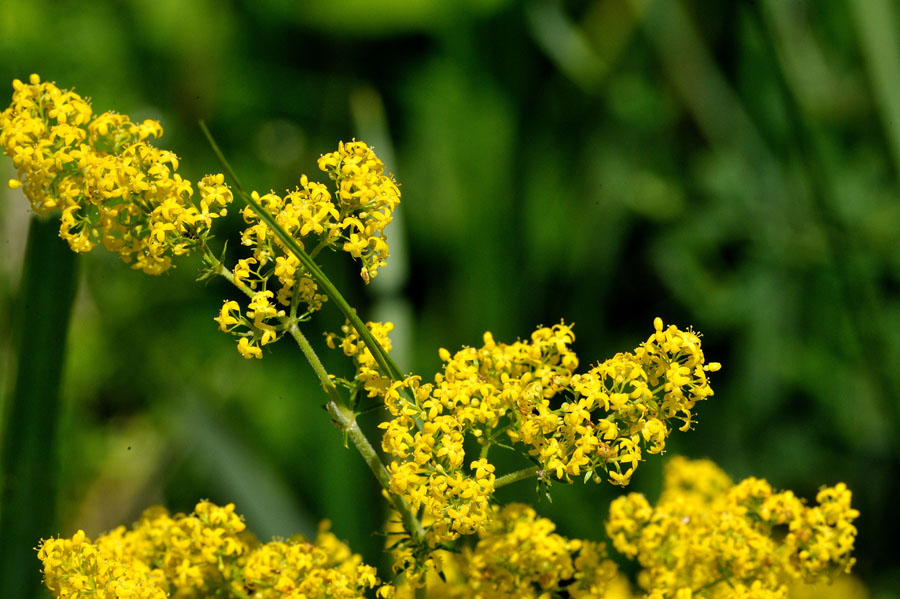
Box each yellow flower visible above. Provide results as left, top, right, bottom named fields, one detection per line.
left=233, top=257, right=258, bottom=289
left=215, top=300, right=242, bottom=332
left=238, top=337, right=262, bottom=359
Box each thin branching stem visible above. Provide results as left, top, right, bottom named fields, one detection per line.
left=494, top=466, right=542, bottom=488
left=287, top=324, right=345, bottom=407
left=287, top=322, right=425, bottom=546
left=326, top=400, right=426, bottom=545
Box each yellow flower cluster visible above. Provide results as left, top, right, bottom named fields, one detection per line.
left=242, top=522, right=378, bottom=599
left=382, top=504, right=622, bottom=599
left=0, top=74, right=232, bottom=274
left=329, top=318, right=717, bottom=579
left=379, top=375, right=496, bottom=550
left=238, top=140, right=398, bottom=289
left=38, top=529, right=166, bottom=599
left=317, top=140, right=400, bottom=283
left=38, top=501, right=378, bottom=599
left=216, top=140, right=399, bottom=359
left=463, top=503, right=618, bottom=599
left=215, top=288, right=288, bottom=359
left=605, top=456, right=859, bottom=599
left=326, top=319, right=396, bottom=398
left=559, top=317, right=720, bottom=485
left=340, top=332, right=495, bottom=552
left=39, top=501, right=246, bottom=599
left=329, top=322, right=498, bottom=552
left=389, top=317, right=717, bottom=496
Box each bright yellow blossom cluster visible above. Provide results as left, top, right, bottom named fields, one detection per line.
left=242, top=524, right=378, bottom=599
left=215, top=141, right=400, bottom=359
left=382, top=503, right=621, bottom=599
left=605, top=456, right=860, bottom=599
left=328, top=318, right=718, bottom=578
left=0, top=74, right=232, bottom=274
left=330, top=321, right=499, bottom=552
left=38, top=529, right=167, bottom=599
left=38, top=501, right=379, bottom=599
left=215, top=289, right=289, bottom=359
left=238, top=140, right=399, bottom=291
left=326, top=319, right=396, bottom=399
left=462, top=503, right=618, bottom=599
left=425, top=317, right=719, bottom=487
left=4, top=75, right=860, bottom=599
left=317, top=140, right=400, bottom=283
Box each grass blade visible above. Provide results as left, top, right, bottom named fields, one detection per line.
left=0, top=217, right=78, bottom=599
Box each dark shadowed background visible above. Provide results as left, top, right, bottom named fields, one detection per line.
left=1, top=0, right=898, bottom=596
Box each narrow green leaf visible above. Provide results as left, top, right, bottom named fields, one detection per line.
left=848, top=0, right=900, bottom=180
left=0, top=217, right=78, bottom=599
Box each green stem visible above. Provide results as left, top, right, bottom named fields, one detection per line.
left=415, top=582, right=427, bottom=599
left=218, top=264, right=255, bottom=299
left=287, top=325, right=425, bottom=545
left=200, top=243, right=256, bottom=299
left=287, top=324, right=345, bottom=407
left=478, top=425, right=494, bottom=459
left=309, top=236, right=331, bottom=260
left=494, top=466, right=542, bottom=488
left=325, top=400, right=426, bottom=545
left=479, top=441, right=491, bottom=460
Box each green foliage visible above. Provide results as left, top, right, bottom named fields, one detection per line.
left=1, top=219, right=78, bottom=599
left=1, top=0, right=898, bottom=595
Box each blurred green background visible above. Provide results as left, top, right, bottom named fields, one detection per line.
left=1, top=0, right=898, bottom=596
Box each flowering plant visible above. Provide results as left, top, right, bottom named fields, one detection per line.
left=1, top=75, right=859, bottom=599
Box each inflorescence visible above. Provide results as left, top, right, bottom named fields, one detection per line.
left=606, top=456, right=860, bottom=599
left=1, top=74, right=232, bottom=274
left=2, top=75, right=859, bottom=599
left=215, top=141, right=400, bottom=359
left=325, top=316, right=722, bottom=578
left=38, top=502, right=378, bottom=599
